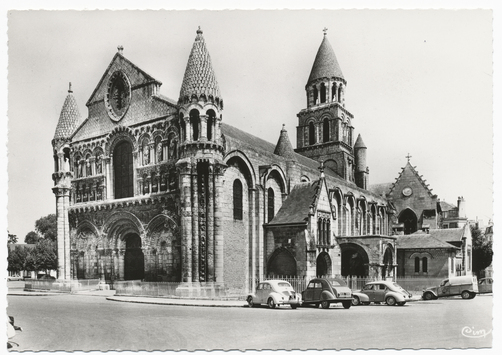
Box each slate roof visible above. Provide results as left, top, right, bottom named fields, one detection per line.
left=274, top=124, right=296, bottom=159
left=428, top=228, right=466, bottom=244
left=396, top=234, right=459, bottom=250
left=354, top=134, right=366, bottom=149
left=53, top=87, right=82, bottom=140
left=179, top=27, right=221, bottom=103
left=307, top=33, right=344, bottom=86
left=268, top=181, right=320, bottom=225
left=438, top=201, right=457, bottom=212
left=368, top=183, right=392, bottom=197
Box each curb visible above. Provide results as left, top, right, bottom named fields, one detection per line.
left=106, top=296, right=247, bottom=308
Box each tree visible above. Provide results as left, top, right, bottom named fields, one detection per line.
left=35, top=214, right=57, bottom=242
left=471, top=224, right=493, bottom=276
left=7, top=245, right=30, bottom=274
left=7, top=233, right=18, bottom=244
left=25, top=231, right=41, bottom=244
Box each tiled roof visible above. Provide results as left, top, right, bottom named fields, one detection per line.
left=428, top=228, right=465, bottom=244
left=268, top=181, right=320, bottom=225
left=179, top=27, right=221, bottom=103
left=307, top=33, right=344, bottom=86
left=438, top=201, right=457, bottom=212
left=54, top=88, right=82, bottom=140
left=274, top=124, right=296, bottom=159
left=397, top=234, right=459, bottom=249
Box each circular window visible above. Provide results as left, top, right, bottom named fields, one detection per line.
left=105, top=71, right=131, bottom=121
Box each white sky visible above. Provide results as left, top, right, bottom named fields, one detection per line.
left=1, top=1, right=501, bottom=353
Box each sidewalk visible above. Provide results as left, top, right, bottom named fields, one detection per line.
left=106, top=295, right=247, bottom=308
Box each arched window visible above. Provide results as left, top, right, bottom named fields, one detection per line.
left=313, top=85, right=318, bottom=104
left=207, top=110, right=216, bottom=141
left=422, top=257, right=428, bottom=273
left=113, top=141, right=134, bottom=199
left=233, top=179, right=243, bottom=220
left=267, top=188, right=275, bottom=223
left=323, top=117, right=330, bottom=143
left=320, top=82, right=326, bottom=103
left=309, top=121, right=315, bottom=145
left=338, top=85, right=343, bottom=103
left=332, top=83, right=337, bottom=101
left=190, top=109, right=200, bottom=141
left=155, top=136, right=163, bottom=163
left=414, top=257, right=420, bottom=273
left=179, top=115, right=186, bottom=142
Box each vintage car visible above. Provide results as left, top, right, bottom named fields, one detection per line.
left=301, top=278, right=353, bottom=309
left=478, top=277, right=493, bottom=294
left=352, top=281, right=413, bottom=306
left=247, top=280, right=302, bottom=309
left=422, top=275, right=478, bottom=300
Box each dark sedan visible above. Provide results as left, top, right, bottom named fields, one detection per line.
left=301, top=278, right=353, bottom=309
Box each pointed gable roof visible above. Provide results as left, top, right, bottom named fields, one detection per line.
left=274, top=124, right=296, bottom=160
left=179, top=27, right=222, bottom=104
left=354, top=134, right=366, bottom=149
left=388, top=161, right=435, bottom=197
left=307, top=32, right=344, bottom=87
left=53, top=84, right=82, bottom=140
left=268, top=181, right=320, bottom=225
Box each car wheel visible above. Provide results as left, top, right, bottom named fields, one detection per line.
left=267, top=297, right=276, bottom=309
left=352, top=296, right=361, bottom=306
left=291, top=304, right=298, bottom=309
left=247, top=296, right=255, bottom=308
left=397, top=302, right=406, bottom=306
left=461, top=291, right=471, bottom=299
left=321, top=300, right=330, bottom=309
left=469, top=293, right=476, bottom=299
left=423, top=292, right=434, bottom=301
left=342, top=301, right=351, bottom=309
left=386, top=296, right=397, bottom=306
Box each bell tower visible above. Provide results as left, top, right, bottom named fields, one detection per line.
left=295, top=29, right=356, bottom=182
left=175, top=27, right=226, bottom=289
left=52, top=83, right=82, bottom=280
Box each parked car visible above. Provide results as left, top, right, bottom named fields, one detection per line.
left=477, top=277, right=493, bottom=294
left=7, top=275, right=23, bottom=281
left=352, top=281, right=413, bottom=306
left=247, top=280, right=302, bottom=309
left=301, top=278, right=353, bottom=309
left=422, top=275, right=478, bottom=300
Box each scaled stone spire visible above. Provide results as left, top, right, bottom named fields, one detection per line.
left=354, top=134, right=367, bottom=149
left=274, top=124, right=296, bottom=160
left=53, top=83, right=82, bottom=140
left=179, top=27, right=222, bottom=104
left=307, top=30, right=344, bottom=86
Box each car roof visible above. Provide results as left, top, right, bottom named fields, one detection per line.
left=262, top=280, right=291, bottom=286
left=367, top=281, right=394, bottom=285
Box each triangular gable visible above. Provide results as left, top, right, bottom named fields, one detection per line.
left=86, top=52, right=161, bottom=107
left=388, top=162, right=435, bottom=198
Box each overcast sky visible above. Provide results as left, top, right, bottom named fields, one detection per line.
left=3, top=6, right=495, bottom=242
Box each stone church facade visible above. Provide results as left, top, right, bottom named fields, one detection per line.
left=52, top=28, right=398, bottom=295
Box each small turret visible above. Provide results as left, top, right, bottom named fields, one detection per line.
left=354, top=134, right=368, bottom=189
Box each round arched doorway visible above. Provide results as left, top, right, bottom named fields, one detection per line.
left=382, top=247, right=394, bottom=278
left=340, top=243, right=369, bottom=277
left=316, top=252, right=332, bottom=277
left=124, top=233, right=144, bottom=280
left=267, top=248, right=297, bottom=277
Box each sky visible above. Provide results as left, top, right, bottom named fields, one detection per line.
left=3, top=5, right=495, bottom=243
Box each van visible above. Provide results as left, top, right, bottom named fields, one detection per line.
left=422, top=275, right=478, bottom=300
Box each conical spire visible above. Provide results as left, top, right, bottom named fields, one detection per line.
left=307, top=30, right=344, bottom=86
left=354, top=134, right=367, bottom=149
left=53, top=83, right=82, bottom=140
left=274, top=124, right=296, bottom=160
left=179, top=27, right=222, bottom=104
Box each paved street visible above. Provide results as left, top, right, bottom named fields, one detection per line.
left=7, top=288, right=492, bottom=351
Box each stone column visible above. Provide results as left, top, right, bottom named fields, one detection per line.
left=249, top=188, right=257, bottom=292
left=112, top=249, right=119, bottom=281
left=191, top=164, right=199, bottom=282
left=179, top=163, right=193, bottom=282
left=207, top=165, right=215, bottom=281
left=214, top=164, right=224, bottom=283
left=184, top=117, right=192, bottom=142
left=104, top=156, right=111, bottom=200
left=118, top=249, right=125, bottom=281
left=200, top=115, right=208, bottom=141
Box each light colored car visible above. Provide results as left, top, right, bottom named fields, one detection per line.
left=478, top=277, right=493, bottom=294
left=301, top=278, right=353, bottom=309
left=422, top=275, right=478, bottom=300
left=352, top=281, right=413, bottom=306
left=7, top=275, right=23, bottom=281
left=247, top=280, right=302, bottom=309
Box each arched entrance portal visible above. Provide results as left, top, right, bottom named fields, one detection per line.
left=316, top=252, right=332, bottom=277
left=267, top=248, right=297, bottom=276
left=399, top=208, right=418, bottom=235
left=124, top=233, right=144, bottom=280
left=341, top=243, right=369, bottom=277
